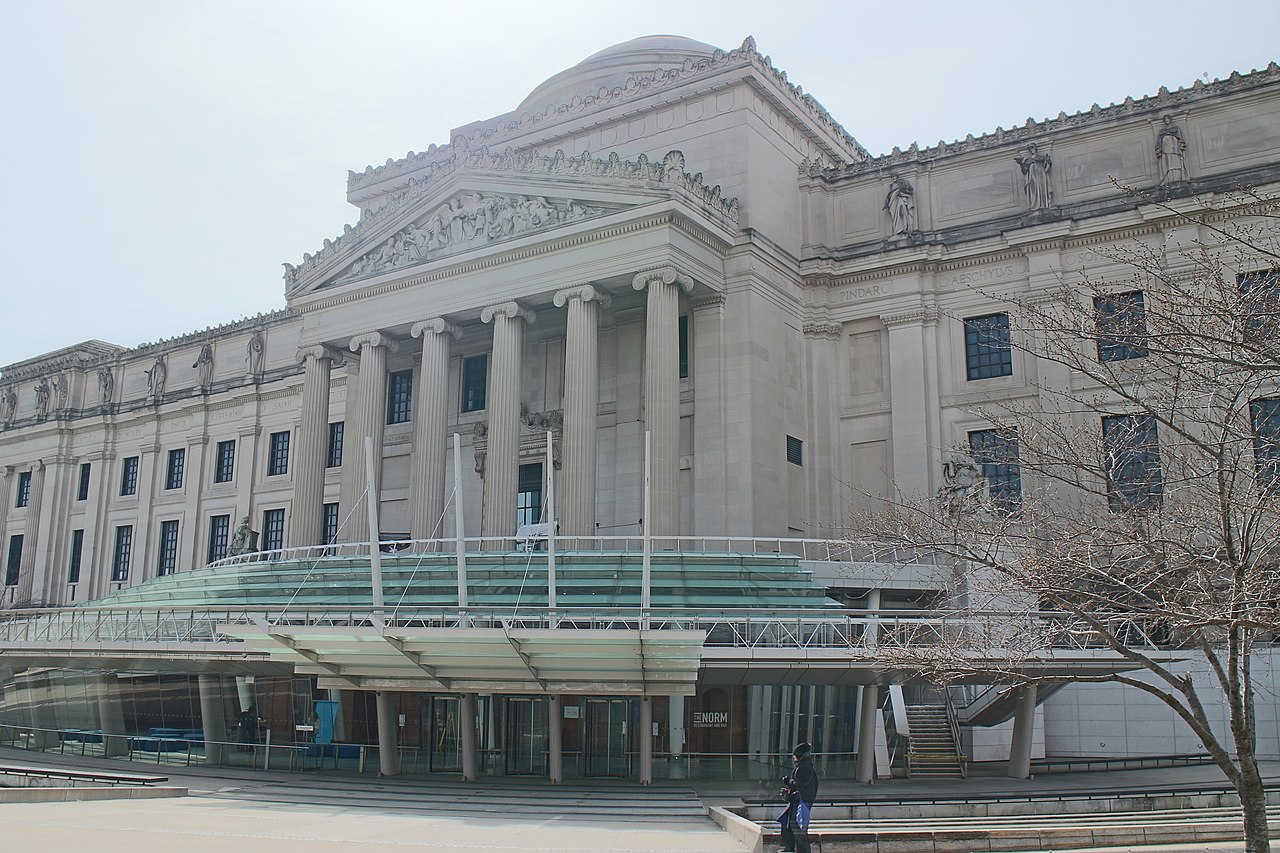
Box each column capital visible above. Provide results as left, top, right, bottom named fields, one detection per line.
left=348, top=331, right=400, bottom=354
left=296, top=344, right=342, bottom=364
left=553, top=284, right=612, bottom=309
left=410, top=318, right=462, bottom=340
left=632, top=266, right=694, bottom=294
left=480, top=301, right=536, bottom=325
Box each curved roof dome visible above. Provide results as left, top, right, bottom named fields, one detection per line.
left=517, top=34, right=722, bottom=114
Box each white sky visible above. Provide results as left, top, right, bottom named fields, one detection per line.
left=1, top=0, right=1277, bottom=369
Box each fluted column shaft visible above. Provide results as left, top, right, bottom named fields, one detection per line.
left=633, top=269, right=693, bottom=536
left=555, top=286, right=610, bottom=538
left=410, top=319, right=460, bottom=541
left=345, top=333, right=398, bottom=543
left=291, top=347, right=334, bottom=547
left=480, top=303, right=534, bottom=543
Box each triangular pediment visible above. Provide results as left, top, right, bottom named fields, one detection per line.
left=283, top=148, right=739, bottom=298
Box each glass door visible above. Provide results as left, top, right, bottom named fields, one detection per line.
left=585, top=698, right=630, bottom=777
left=504, top=697, right=547, bottom=775
left=429, top=696, right=460, bottom=772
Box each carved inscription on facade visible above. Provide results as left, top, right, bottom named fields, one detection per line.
left=944, top=264, right=1020, bottom=288
left=835, top=283, right=891, bottom=303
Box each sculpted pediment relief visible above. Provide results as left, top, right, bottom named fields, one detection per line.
left=334, top=192, right=611, bottom=287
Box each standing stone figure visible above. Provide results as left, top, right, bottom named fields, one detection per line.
left=228, top=516, right=255, bottom=556
left=33, top=378, right=50, bottom=420
left=146, top=355, right=167, bottom=402
left=938, top=456, right=986, bottom=514
left=97, top=366, right=115, bottom=411
left=1014, top=144, right=1053, bottom=210
left=0, top=386, right=16, bottom=426
left=1156, top=116, right=1188, bottom=184
left=246, top=331, right=265, bottom=378
left=883, top=174, right=917, bottom=234
left=193, top=342, right=215, bottom=391
left=51, top=374, right=67, bottom=413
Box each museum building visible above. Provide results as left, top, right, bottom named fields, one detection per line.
left=0, top=35, right=1279, bottom=781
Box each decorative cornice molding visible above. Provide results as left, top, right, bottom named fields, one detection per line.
left=349, top=332, right=401, bottom=354
left=552, top=284, right=612, bottom=309
left=410, top=318, right=462, bottom=340
left=480, top=302, right=536, bottom=325
left=632, top=266, right=695, bottom=294
left=803, top=321, right=842, bottom=340
left=881, top=305, right=940, bottom=329
left=689, top=291, right=727, bottom=309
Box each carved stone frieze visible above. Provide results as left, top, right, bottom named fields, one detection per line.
left=802, top=321, right=842, bottom=340
left=881, top=305, right=939, bottom=329
left=471, top=408, right=564, bottom=477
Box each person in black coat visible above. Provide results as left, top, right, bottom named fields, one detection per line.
left=778, top=741, right=819, bottom=853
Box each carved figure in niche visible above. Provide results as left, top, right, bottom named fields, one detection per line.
left=33, top=378, right=50, bottom=420
left=228, top=516, right=255, bottom=556
left=883, top=174, right=916, bottom=234
left=938, top=456, right=986, bottom=515
left=145, top=355, right=167, bottom=401
left=1156, top=116, right=1188, bottom=184
left=246, top=332, right=265, bottom=377
left=193, top=342, right=215, bottom=390
left=97, top=366, right=114, bottom=410
left=0, top=386, right=16, bottom=425
left=1014, top=144, right=1053, bottom=210
left=51, top=374, right=67, bottom=412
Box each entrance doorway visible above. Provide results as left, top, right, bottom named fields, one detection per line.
left=428, top=696, right=461, bottom=772
left=585, top=698, right=629, bottom=776
left=504, top=696, right=547, bottom=775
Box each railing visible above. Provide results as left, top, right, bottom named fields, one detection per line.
left=942, top=687, right=968, bottom=779
left=206, top=536, right=940, bottom=569
left=0, top=604, right=1185, bottom=656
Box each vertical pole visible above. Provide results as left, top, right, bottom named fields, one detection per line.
left=549, top=694, right=563, bottom=784
left=639, top=696, right=653, bottom=785
left=453, top=434, right=469, bottom=627
left=364, top=436, right=385, bottom=619
left=546, top=431, right=556, bottom=621
left=96, top=672, right=128, bottom=757
left=460, top=692, right=479, bottom=781
left=1008, top=684, right=1038, bottom=779
left=198, top=674, right=225, bottom=766
left=641, top=431, right=651, bottom=629
left=375, top=691, right=399, bottom=777
left=856, top=684, right=879, bottom=783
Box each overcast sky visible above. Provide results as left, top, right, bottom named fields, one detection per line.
left=2, top=0, right=1277, bottom=369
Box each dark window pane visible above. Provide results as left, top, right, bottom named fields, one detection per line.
left=462, top=355, right=487, bottom=413
left=963, top=313, right=1013, bottom=380
left=327, top=422, right=344, bottom=468
left=215, top=440, right=236, bottom=483
left=517, top=463, right=543, bottom=528
left=157, top=520, right=179, bottom=576
left=1240, top=271, right=1280, bottom=342
left=1102, top=414, right=1163, bottom=511
left=112, top=525, right=133, bottom=582
left=120, top=457, right=139, bottom=496
left=68, top=529, right=84, bottom=583
left=323, top=503, right=339, bottom=545
left=1251, top=398, right=1280, bottom=493
left=5, top=535, right=23, bottom=586
left=786, top=435, right=803, bottom=466
left=969, top=428, right=1022, bottom=511
left=15, top=471, right=30, bottom=508
left=262, top=508, right=286, bottom=552
left=208, top=515, right=231, bottom=564
left=387, top=369, right=413, bottom=424
left=165, top=448, right=185, bottom=490
left=77, top=463, right=91, bottom=502
left=679, top=315, right=690, bottom=379
left=268, top=431, right=290, bottom=476
left=1095, top=290, right=1149, bottom=362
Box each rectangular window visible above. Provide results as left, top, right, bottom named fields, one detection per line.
left=120, top=456, right=139, bottom=497
left=208, top=514, right=231, bottom=564
left=963, top=313, right=1013, bottom=380
left=969, top=428, right=1022, bottom=511
left=679, top=314, right=690, bottom=379
left=68, top=529, right=84, bottom=583
left=516, top=463, right=543, bottom=529
left=461, top=354, right=488, bottom=413
left=165, top=448, right=186, bottom=490
left=214, top=440, right=236, bottom=484
left=387, top=369, right=413, bottom=424
left=262, top=508, right=286, bottom=552
left=1095, top=290, right=1149, bottom=362
left=786, top=435, right=804, bottom=466
left=77, top=463, right=91, bottom=502
left=1102, top=414, right=1163, bottom=511
left=327, top=422, right=344, bottom=468
left=111, top=525, right=133, bottom=582
left=156, top=520, right=180, bottom=576
left=322, top=502, right=339, bottom=545
left=1251, top=398, right=1280, bottom=493
left=5, top=535, right=22, bottom=586
left=15, top=471, right=31, bottom=508
left=1239, top=270, right=1280, bottom=342
left=267, top=431, right=290, bottom=476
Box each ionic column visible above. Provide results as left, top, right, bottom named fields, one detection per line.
left=290, top=346, right=335, bottom=547
left=632, top=268, right=693, bottom=536
left=553, top=286, right=611, bottom=538
left=344, top=332, right=399, bottom=543
left=409, top=319, right=461, bottom=542
left=479, top=302, right=535, bottom=544
left=198, top=674, right=226, bottom=766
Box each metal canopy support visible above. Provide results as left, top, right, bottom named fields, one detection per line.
left=549, top=694, right=563, bottom=784
left=453, top=433, right=469, bottom=627
left=639, top=695, right=653, bottom=785
left=383, top=635, right=451, bottom=688
left=375, top=690, right=400, bottom=777
left=460, top=692, right=479, bottom=781
left=502, top=629, right=547, bottom=691
left=546, top=431, right=557, bottom=619
left=198, top=674, right=225, bottom=767
left=856, top=683, right=879, bottom=784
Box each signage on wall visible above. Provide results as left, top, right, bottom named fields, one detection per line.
left=564, top=705, right=580, bottom=719
left=692, top=711, right=728, bottom=728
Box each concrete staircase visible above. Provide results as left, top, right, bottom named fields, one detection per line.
left=905, top=704, right=964, bottom=778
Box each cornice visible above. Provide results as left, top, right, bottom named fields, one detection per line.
left=881, top=305, right=940, bottom=329
left=802, top=321, right=842, bottom=340
left=689, top=292, right=726, bottom=310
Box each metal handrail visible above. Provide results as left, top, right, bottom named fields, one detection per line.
left=942, top=686, right=968, bottom=779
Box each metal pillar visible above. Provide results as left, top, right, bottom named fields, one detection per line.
left=856, top=684, right=880, bottom=783
left=548, top=695, right=563, bottom=784
left=1008, top=684, right=1038, bottom=779
left=460, top=693, right=479, bottom=781
left=95, top=672, right=128, bottom=757
left=375, top=691, right=400, bottom=776
left=639, top=696, right=653, bottom=785
left=198, top=674, right=225, bottom=766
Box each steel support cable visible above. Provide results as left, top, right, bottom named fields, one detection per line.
left=391, top=485, right=456, bottom=619
left=278, top=485, right=368, bottom=623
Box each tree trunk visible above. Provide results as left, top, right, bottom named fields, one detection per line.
left=1237, top=755, right=1271, bottom=853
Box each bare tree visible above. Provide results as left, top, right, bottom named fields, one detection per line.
left=854, top=186, right=1280, bottom=853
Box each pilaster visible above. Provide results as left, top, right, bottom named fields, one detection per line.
left=882, top=303, right=940, bottom=498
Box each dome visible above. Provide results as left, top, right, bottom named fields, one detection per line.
left=516, top=35, right=723, bottom=114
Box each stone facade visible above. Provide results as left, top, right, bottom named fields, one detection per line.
left=1, top=35, right=1278, bottom=758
